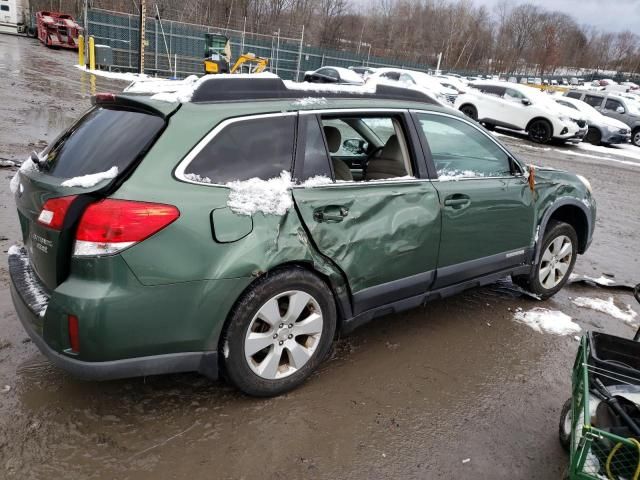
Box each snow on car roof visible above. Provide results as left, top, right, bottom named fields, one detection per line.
left=327, top=66, right=365, bottom=83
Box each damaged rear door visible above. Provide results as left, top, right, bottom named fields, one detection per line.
left=292, top=112, right=441, bottom=315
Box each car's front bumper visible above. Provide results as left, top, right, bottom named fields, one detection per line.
left=602, top=131, right=631, bottom=144
left=8, top=247, right=226, bottom=381
left=556, top=123, right=588, bottom=143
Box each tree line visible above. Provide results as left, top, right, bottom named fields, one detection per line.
left=35, top=0, right=640, bottom=77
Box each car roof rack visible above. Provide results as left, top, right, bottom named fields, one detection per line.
left=190, top=76, right=439, bottom=105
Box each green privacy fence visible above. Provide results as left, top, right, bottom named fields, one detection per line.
left=86, top=8, right=433, bottom=80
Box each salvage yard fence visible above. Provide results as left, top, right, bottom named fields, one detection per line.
left=86, top=8, right=433, bottom=80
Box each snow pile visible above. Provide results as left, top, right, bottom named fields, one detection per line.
left=513, top=307, right=581, bottom=335
left=572, top=297, right=638, bottom=324
left=7, top=246, right=49, bottom=317
left=124, top=75, right=198, bottom=94
left=61, top=166, right=118, bottom=188
left=0, top=159, right=16, bottom=167
left=300, top=175, right=333, bottom=187
left=184, top=172, right=213, bottom=184
left=226, top=171, right=294, bottom=216
left=438, top=169, right=481, bottom=181
left=293, top=97, right=328, bottom=106
left=9, top=156, right=37, bottom=194
left=284, top=79, right=376, bottom=95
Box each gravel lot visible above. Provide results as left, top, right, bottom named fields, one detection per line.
left=1, top=33, right=639, bottom=480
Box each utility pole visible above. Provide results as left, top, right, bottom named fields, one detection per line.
left=138, top=0, right=146, bottom=74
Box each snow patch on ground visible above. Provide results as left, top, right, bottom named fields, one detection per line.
left=9, top=156, right=37, bottom=194
left=226, top=171, right=293, bottom=216
left=75, top=65, right=149, bottom=82
left=553, top=148, right=640, bottom=168
left=569, top=273, right=616, bottom=287
left=577, top=142, right=640, bottom=162
left=0, top=159, right=16, bottom=167
left=572, top=296, right=638, bottom=324
left=61, top=166, right=118, bottom=188
left=513, top=307, right=581, bottom=335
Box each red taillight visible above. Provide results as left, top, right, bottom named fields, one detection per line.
left=68, top=315, right=80, bottom=353
left=37, top=195, right=77, bottom=230
left=94, top=92, right=116, bottom=103
left=74, top=199, right=179, bottom=256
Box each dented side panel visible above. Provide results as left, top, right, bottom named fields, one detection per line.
left=291, top=182, right=442, bottom=294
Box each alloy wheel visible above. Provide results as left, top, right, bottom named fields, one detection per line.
left=633, top=130, right=640, bottom=147
left=539, top=235, right=573, bottom=289
left=244, top=290, right=323, bottom=380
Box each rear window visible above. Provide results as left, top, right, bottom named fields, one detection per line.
left=185, top=115, right=295, bottom=184
left=42, top=107, right=165, bottom=179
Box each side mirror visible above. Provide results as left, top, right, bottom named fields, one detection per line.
left=343, top=138, right=366, bottom=154
left=521, top=98, right=532, bottom=106
left=616, top=106, right=625, bottom=114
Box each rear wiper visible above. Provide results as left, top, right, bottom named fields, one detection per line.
left=30, top=151, right=43, bottom=168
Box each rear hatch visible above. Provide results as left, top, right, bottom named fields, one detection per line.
left=13, top=97, right=173, bottom=291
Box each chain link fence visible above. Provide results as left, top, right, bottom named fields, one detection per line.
left=86, top=8, right=433, bottom=80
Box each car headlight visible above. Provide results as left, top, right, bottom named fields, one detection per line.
left=576, top=174, right=592, bottom=193
left=558, top=116, right=572, bottom=124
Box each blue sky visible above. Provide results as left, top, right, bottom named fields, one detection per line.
left=475, top=0, right=640, bottom=33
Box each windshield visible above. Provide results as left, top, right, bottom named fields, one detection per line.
left=627, top=101, right=640, bottom=115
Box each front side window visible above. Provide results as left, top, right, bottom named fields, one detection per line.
left=317, top=68, right=338, bottom=80
left=604, top=99, right=625, bottom=113
left=566, top=92, right=582, bottom=99
left=381, top=71, right=400, bottom=81
left=584, top=95, right=604, bottom=108
left=321, top=115, right=414, bottom=182
left=399, top=73, right=415, bottom=84
left=417, top=114, right=512, bottom=179
left=184, top=115, right=295, bottom=184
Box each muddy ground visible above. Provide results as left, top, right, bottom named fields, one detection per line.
left=1, top=34, right=639, bottom=479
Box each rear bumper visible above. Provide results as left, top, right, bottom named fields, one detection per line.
left=8, top=247, right=218, bottom=381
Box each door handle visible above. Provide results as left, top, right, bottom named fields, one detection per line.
left=443, top=195, right=470, bottom=208
left=313, top=207, right=349, bottom=223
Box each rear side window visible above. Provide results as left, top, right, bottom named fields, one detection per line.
left=584, top=95, right=604, bottom=108
left=185, top=115, right=295, bottom=183
left=566, top=92, right=582, bottom=99
left=43, top=107, right=164, bottom=178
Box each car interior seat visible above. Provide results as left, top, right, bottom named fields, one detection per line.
left=323, top=125, right=353, bottom=181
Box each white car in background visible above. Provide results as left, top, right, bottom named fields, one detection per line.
left=554, top=95, right=631, bottom=145
left=366, top=68, right=459, bottom=104
left=454, top=81, right=588, bottom=144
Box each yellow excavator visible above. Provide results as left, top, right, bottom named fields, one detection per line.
left=203, top=33, right=268, bottom=75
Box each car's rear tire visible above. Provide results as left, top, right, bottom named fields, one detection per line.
left=632, top=128, right=640, bottom=147
left=527, top=119, right=553, bottom=144
left=513, top=221, right=578, bottom=299
left=559, top=397, right=572, bottom=452
left=221, top=268, right=336, bottom=397
left=585, top=127, right=602, bottom=145
left=460, top=104, right=478, bottom=120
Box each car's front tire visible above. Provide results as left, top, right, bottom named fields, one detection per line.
left=632, top=128, right=640, bottom=148
left=584, top=127, right=602, bottom=145
left=459, top=104, right=478, bottom=120
left=221, top=268, right=337, bottom=397
left=527, top=119, right=553, bottom=144
left=513, top=221, right=578, bottom=299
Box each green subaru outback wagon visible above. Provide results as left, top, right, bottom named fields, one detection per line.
left=8, top=76, right=596, bottom=396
